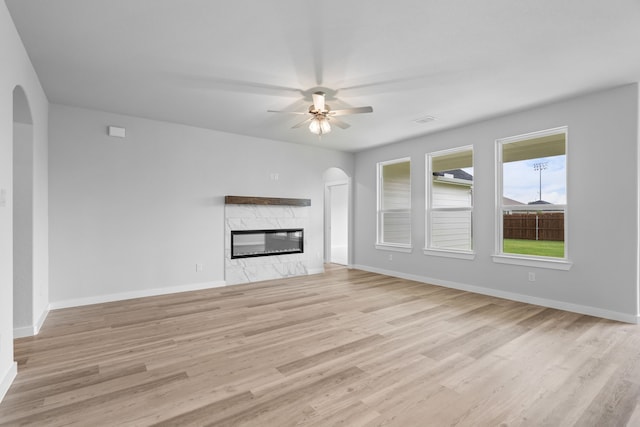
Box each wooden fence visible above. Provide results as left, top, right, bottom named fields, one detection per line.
left=503, top=212, right=564, bottom=241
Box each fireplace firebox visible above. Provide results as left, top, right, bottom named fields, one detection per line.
left=231, top=229, right=304, bottom=259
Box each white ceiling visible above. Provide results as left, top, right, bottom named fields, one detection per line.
left=6, top=0, right=640, bottom=152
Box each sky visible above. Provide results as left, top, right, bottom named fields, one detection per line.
left=503, top=155, right=566, bottom=204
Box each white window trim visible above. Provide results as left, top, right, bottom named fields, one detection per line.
left=492, top=254, right=572, bottom=270
left=376, top=157, right=412, bottom=249
left=495, top=126, right=571, bottom=270
left=376, top=243, right=413, bottom=253
left=425, top=146, right=475, bottom=257
left=423, top=248, right=475, bottom=260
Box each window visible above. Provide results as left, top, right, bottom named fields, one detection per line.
left=376, top=158, right=411, bottom=250
left=425, top=146, right=474, bottom=258
left=495, top=127, right=570, bottom=269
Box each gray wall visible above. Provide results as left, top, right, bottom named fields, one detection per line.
left=0, top=0, right=49, bottom=400
left=353, top=84, right=639, bottom=321
left=13, top=122, right=33, bottom=329
left=49, top=104, right=353, bottom=305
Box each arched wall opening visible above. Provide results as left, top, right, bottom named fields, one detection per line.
left=12, top=85, right=34, bottom=337
left=323, top=167, right=351, bottom=266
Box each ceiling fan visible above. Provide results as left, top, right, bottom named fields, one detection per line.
left=268, top=91, right=373, bottom=136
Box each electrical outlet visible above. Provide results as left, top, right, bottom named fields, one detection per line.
left=528, top=272, right=535, bottom=282
left=196, top=263, right=203, bottom=272
left=388, top=254, right=393, bottom=261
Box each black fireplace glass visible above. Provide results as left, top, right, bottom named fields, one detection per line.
left=231, top=229, right=304, bottom=259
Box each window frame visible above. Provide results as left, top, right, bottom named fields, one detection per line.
left=493, top=126, right=572, bottom=270
left=424, top=146, right=475, bottom=260
left=376, top=157, right=412, bottom=252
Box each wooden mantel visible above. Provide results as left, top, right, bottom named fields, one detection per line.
left=225, top=196, right=311, bottom=206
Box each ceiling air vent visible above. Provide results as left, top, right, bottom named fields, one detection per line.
left=413, top=115, right=437, bottom=124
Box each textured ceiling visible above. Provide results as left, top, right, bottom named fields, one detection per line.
left=6, top=0, right=640, bottom=152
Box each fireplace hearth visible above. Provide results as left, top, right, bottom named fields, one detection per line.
left=231, top=229, right=304, bottom=259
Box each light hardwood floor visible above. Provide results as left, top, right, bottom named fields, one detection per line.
left=1, top=265, right=640, bottom=426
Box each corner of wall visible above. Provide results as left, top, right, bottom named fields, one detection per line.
left=636, top=83, right=640, bottom=319
left=0, top=362, right=17, bottom=403
left=14, top=306, right=50, bottom=339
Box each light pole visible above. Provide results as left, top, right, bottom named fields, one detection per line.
left=533, top=161, right=548, bottom=201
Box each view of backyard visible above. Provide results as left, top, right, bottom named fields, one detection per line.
left=503, top=239, right=565, bottom=258
left=501, top=130, right=567, bottom=258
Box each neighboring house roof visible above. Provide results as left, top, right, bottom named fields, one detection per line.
left=503, top=197, right=525, bottom=205
left=432, top=169, right=473, bottom=187
left=433, top=169, right=473, bottom=181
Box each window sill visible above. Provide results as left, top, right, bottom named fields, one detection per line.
left=492, top=254, right=572, bottom=270
left=375, top=244, right=413, bottom=253
left=423, top=248, right=475, bottom=260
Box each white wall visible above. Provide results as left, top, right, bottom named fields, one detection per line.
left=13, top=122, right=33, bottom=329
left=354, top=84, right=639, bottom=322
left=49, top=104, right=353, bottom=306
left=329, top=183, right=348, bottom=264
left=0, top=1, right=49, bottom=401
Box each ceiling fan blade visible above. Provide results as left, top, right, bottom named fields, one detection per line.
left=291, top=117, right=313, bottom=129
left=329, top=106, right=373, bottom=116
left=312, top=92, right=325, bottom=111
left=267, top=110, right=308, bottom=115
left=175, top=74, right=303, bottom=97
left=328, top=117, right=350, bottom=129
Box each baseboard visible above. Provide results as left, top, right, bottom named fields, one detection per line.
left=0, top=362, right=17, bottom=403
left=34, top=308, right=49, bottom=335
left=353, top=264, right=639, bottom=324
left=307, top=268, right=325, bottom=275
left=13, top=307, right=50, bottom=338
left=13, top=325, right=34, bottom=339
left=49, top=280, right=227, bottom=310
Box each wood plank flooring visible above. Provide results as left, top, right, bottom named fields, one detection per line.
left=2, top=265, right=640, bottom=426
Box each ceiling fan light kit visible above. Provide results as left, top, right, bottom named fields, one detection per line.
left=309, top=116, right=331, bottom=135
left=268, top=90, right=373, bottom=137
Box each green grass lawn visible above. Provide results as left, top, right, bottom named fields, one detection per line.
left=503, top=239, right=565, bottom=258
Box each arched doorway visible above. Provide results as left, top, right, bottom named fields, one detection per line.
left=13, top=86, right=34, bottom=337
left=323, top=168, right=350, bottom=266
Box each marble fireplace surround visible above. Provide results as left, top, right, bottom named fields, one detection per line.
left=225, top=196, right=311, bottom=285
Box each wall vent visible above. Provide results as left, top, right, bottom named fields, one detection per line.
left=413, top=115, right=437, bottom=124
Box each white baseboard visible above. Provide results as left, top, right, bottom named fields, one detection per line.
left=49, top=280, right=227, bottom=310
left=353, top=264, right=639, bottom=324
left=48, top=271, right=330, bottom=311
left=13, top=308, right=49, bottom=338
left=0, top=362, right=17, bottom=403
left=13, top=325, right=34, bottom=339
left=34, top=308, right=49, bottom=335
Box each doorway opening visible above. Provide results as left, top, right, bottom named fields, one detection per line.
left=13, top=86, right=34, bottom=338
left=323, top=168, right=350, bottom=266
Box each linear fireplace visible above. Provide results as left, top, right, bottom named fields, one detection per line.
left=231, top=229, right=304, bottom=259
